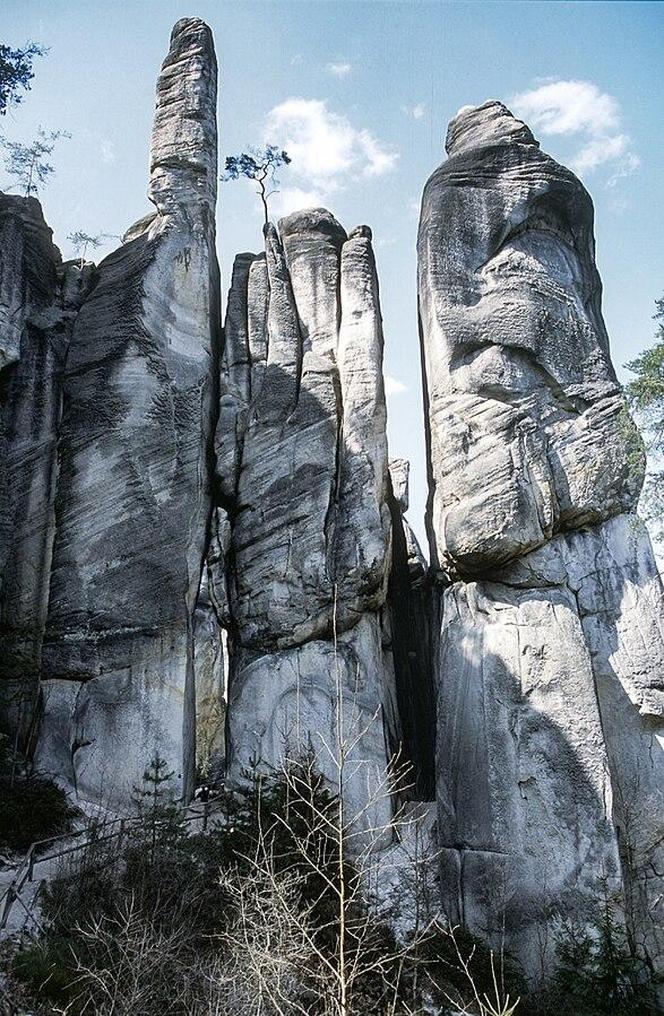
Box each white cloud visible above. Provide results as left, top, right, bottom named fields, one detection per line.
left=264, top=98, right=398, bottom=214
left=100, top=138, right=116, bottom=164
left=385, top=373, right=407, bottom=396
left=510, top=79, right=639, bottom=185
left=511, top=80, right=619, bottom=136
left=403, top=103, right=426, bottom=120
left=570, top=133, right=638, bottom=175
left=358, top=130, right=398, bottom=177
left=326, top=61, right=352, bottom=78
left=408, top=197, right=421, bottom=220
left=606, top=152, right=641, bottom=188
left=269, top=186, right=327, bottom=218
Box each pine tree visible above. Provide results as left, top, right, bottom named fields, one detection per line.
left=0, top=42, right=46, bottom=116
left=543, top=878, right=660, bottom=1015
left=625, top=296, right=664, bottom=539
left=131, top=755, right=183, bottom=864
left=221, top=145, right=291, bottom=226
left=1, top=127, right=70, bottom=196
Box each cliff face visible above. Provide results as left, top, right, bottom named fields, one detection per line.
left=0, top=197, right=91, bottom=746
left=1, top=20, right=663, bottom=987
left=418, top=100, right=664, bottom=974
left=0, top=18, right=222, bottom=803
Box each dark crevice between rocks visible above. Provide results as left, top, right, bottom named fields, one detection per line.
left=417, top=296, right=440, bottom=577
left=186, top=236, right=224, bottom=799
left=386, top=483, right=436, bottom=800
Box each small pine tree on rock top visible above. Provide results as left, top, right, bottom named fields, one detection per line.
left=1, top=127, right=70, bottom=196
left=66, top=229, right=108, bottom=266
left=222, top=144, right=291, bottom=226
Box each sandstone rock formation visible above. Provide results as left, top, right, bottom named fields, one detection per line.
left=33, top=17, right=220, bottom=802
left=216, top=212, right=400, bottom=830
left=3, top=18, right=664, bottom=990
left=419, top=100, right=664, bottom=974
left=0, top=197, right=91, bottom=746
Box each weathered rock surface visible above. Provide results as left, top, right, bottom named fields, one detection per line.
left=4, top=24, right=663, bottom=987
left=419, top=101, right=664, bottom=975
left=438, top=515, right=664, bottom=971
left=419, top=100, right=642, bottom=577
left=36, top=18, right=221, bottom=801
left=193, top=569, right=226, bottom=780
left=0, top=196, right=90, bottom=744
left=218, top=212, right=398, bottom=829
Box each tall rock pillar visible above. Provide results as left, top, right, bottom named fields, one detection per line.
left=37, top=18, right=221, bottom=803
left=418, top=101, right=664, bottom=976
left=0, top=198, right=90, bottom=749
left=217, top=212, right=399, bottom=832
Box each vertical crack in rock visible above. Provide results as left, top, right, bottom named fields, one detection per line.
left=34, top=17, right=221, bottom=804
left=386, top=458, right=435, bottom=799
left=418, top=100, right=664, bottom=977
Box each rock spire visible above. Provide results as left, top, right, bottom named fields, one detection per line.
left=418, top=99, right=664, bottom=976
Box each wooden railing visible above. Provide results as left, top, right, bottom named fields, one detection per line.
left=0, top=806, right=212, bottom=932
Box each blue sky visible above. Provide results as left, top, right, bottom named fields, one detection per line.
left=3, top=0, right=663, bottom=547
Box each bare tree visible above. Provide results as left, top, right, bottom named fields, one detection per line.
left=435, top=925, right=521, bottom=1016
left=68, top=894, right=194, bottom=1015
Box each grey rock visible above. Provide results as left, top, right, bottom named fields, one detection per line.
left=0, top=197, right=88, bottom=744
left=38, top=17, right=221, bottom=802
left=437, top=516, right=664, bottom=973
left=419, top=100, right=643, bottom=577
left=386, top=479, right=435, bottom=799
left=445, top=100, right=537, bottom=157
left=222, top=211, right=391, bottom=650
left=227, top=616, right=396, bottom=835
left=193, top=569, right=226, bottom=781
left=420, top=101, right=664, bottom=977
left=5, top=29, right=661, bottom=986
left=219, top=211, right=397, bottom=825
left=389, top=458, right=409, bottom=512
left=562, top=517, right=664, bottom=966
left=437, top=552, right=621, bottom=972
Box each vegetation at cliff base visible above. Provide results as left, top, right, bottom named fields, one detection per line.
left=3, top=752, right=660, bottom=1016
left=0, top=729, right=75, bottom=854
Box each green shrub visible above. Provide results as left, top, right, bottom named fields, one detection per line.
left=0, top=773, right=76, bottom=854
left=536, top=897, right=661, bottom=1016
left=11, top=935, right=75, bottom=1004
